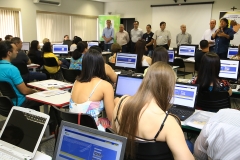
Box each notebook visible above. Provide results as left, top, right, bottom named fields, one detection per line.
left=168, top=83, right=199, bottom=121
left=53, top=121, right=127, bottom=160
left=115, top=75, right=143, bottom=97
left=0, top=107, right=49, bottom=160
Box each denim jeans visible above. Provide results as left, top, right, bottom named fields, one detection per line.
left=104, top=43, right=113, bottom=52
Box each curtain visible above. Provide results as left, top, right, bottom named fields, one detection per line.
left=0, top=9, right=20, bottom=39
left=37, top=13, right=70, bottom=43
left=71, top=16, right=97, bottom=41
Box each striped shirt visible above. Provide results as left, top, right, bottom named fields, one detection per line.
left=194, top=109, right=240, bottom=160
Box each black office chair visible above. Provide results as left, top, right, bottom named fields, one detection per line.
left=173, top=58, right=193, bottom=78
left=0, top=81, right=18, bottom=106
left=0, top=96, right=13, bottom=117
left=12, top=63, right=30, bottom=83
left=196, top=91, right=231, bottom=112
left=136, top=66, right=148, bottom=74
left=43, top=57, right=63, bottom=80
left=61, top=67, right=81, bottom=83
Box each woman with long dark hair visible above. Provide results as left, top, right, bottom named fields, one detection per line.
left=28, top=40, right=43, bottom=66
left=135, top=40, right=152, bottom=69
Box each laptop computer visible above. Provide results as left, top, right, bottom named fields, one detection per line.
left=53, top=121, right=127, bottom=160
left=115, top=75, right=143, bottom=97
left=115, top=53, right=138, bottom=75
left=53, top=44, right=68, bottom=55
left=227, top=47, right=238, bottom=59
left=0, top=107, right=49, bottom=160
left=168, top=83, right=199, bottom=121
left=219, top=59, right=240, bottom=91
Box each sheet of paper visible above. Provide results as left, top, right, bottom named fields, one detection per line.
left=36, top=90, right=66, bottom=97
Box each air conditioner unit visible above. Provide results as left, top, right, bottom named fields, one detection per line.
left=33, top=0, right=61, bottom=6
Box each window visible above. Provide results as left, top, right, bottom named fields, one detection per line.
left=0, top=8, right=21, bottom=39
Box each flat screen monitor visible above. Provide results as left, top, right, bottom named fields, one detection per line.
left=115, top=53, right=138, bottom=69
left=88, top=42, right=99, bottom=49
left=219, top=59, right=239, bottom=80
left=178, top=45, right=196, bottom=57
left=227, top=48, right=238, bottom=59
left=168, top=50, right=175, bottom=63
left=22, top=42, right=30, bottom=51
left=53, top=45, right=68, bottom=54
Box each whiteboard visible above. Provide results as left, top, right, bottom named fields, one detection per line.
left=152, top=4, right=212, bottom=48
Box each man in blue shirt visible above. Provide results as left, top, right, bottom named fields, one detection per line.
left=0, top=41, right=41, bottom=111
left=102, top=20, right=114, bottom=51
left=211, top=18, right=234, bottom=59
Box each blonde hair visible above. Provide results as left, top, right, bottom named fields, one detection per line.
left=42, top=38, right=50, bottom=44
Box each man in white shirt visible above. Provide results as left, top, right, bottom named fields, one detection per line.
left=194, top=109, right=240, bottom=160
left=153, top=21, right=171, bottom=50
left=202, top=19, right=217, bottom=52
left=116, top=24, right=129, bottom=53
left=176, top=24, right=192, bottom=46
left=130, top=21, right=143, bottom=53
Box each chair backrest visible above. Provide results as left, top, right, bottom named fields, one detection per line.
left=196, top=91, right=231, bottom=112
left=61, top=67, right=81, bottom=83
left=172, top=58, right=185, bottom=68
left=0, top=81, right=18, bottom=105
left=0, top=96, right=13, bottom=117
left=43, top=57, right=59, bottom=67
left=136, top=66, right=148, bottom=73
left=12, top=63, right=29, bottom=75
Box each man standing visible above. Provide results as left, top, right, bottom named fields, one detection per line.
left=211, top=18, right=234, bottom=59
left=195, top=40, right=209, bottom=71
left=102, top=20, right=114, bottom=51
left=116, top=24, right=129, bottom=53
left=153, top=22, right=171, bottom=50
left=11, top=37, right=47, bottom=82
left=176, top=24, right=192, bottom=46
left=130, top=21, right=143, bottom=53
left=0, top=41, right=41, bottom=111
left=142, top=24, right=154, bottom=56
left=202, top=19, right=217, bottom=52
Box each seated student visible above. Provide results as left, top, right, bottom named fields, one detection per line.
left=42, top=38, right=50, bottom=44
left=28, top=40, right=44, bottom=67
left=69, top=49, right=114, bottom=131
left=43, top=42, right=69, bottom=79
left=143, top=46, right=169, bottom=76
left=70, top=36, right=82, bottom=52
left=191, top=53, right=232, bottom=96
left=5, top=35, right=13, bottom=41
left=135, top=40, right=152, bottom=68
left=108, top=43, right=121, bottom=63
left=69, top=41, right=88, bottom=70
left=112, top=62, right=194, bottom=160
left=0, top=41, right=41, bottom=111
left=195, top=40, right=209, bottom=71
left=11, top=37, right=47, bottom=82
left=194, top=108, right=240, bottom=160
left=230, top=44, right=240, bottom=60
left=90, top=46, right=117, bottom=83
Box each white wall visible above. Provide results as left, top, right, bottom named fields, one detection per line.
left=105, top=0, right=240, bottom=45
left=0, top=0, right=104, bottom=42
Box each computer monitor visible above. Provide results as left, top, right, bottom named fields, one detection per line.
left=115, top=75, right=143, bottom=97
left=219, top=59, right=239, bottom=80
left=168, top=50, right=175, bottom=63
left=172, top=83, right=198, bottom=109
left=54, top=121, right=127, bottom=160
left=88, top=42, right=99, bottom=49
left=115, top=53, right=138, bottom=69
left=227, top=48, right=238, bottom=59
left=22, top=42, right=30, bottom=51
left=178, top=45, right=196, bottom=57
left=52, top=44, right=68, bottom=54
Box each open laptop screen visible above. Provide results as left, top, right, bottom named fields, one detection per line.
left=54, top=124, right=125, bottom=160
left=0, top=109, right=47, bottom=152
left=227, top=48, right=238, bottom=59
left=88, top=42, right=99, bottom=49
left=178, top=45, right=195, bottom=57
left=22, top=42, right=30, bottom=51
left=219, top=59, right=239, bottom=80
left=168, top=50, right=174, bottom=62
left=115, top=75, right=143, bottom=97
left=115, top=53, right=137, bottom=69
left=53, top=45, right=68, bottom=54
left=172, top=83, right=198, bottom=108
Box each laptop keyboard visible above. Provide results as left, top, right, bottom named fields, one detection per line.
left=230, top=84, right=237, bottom=89
left=0, top=150, right=21, bottom=160
left=168, top=108, right=194, bottom=121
